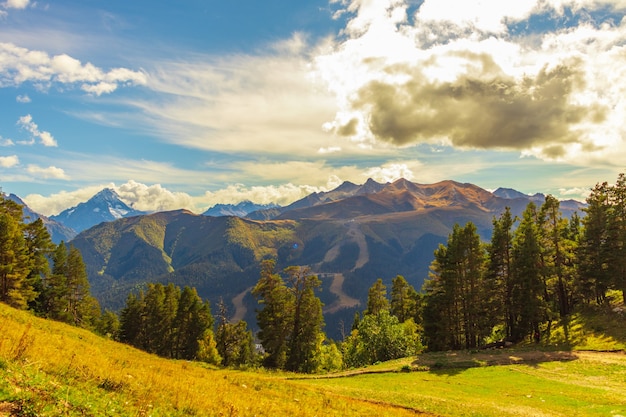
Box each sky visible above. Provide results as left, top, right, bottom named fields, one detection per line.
left=2, top=0, right=626, bottom=216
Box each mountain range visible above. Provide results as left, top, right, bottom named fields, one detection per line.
left=25, top=178, right=581, bottom=339
left=49, top=188, right=146, bottom=235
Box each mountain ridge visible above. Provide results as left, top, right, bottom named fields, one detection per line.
left=50, top=188, right=146, bottom=233
left=67, top=178, right=587, bottom=339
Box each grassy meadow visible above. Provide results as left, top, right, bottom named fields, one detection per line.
left=1, top=301, right=626, bottom=416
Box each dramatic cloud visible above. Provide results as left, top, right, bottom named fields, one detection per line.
left=317, top=0, right=626, bottom=164
left=0, top=42, right=147, bottom=95
left=17, top=114, right=57, bottom=146
left=129, top=35, right=340, bottom=157
left=26, top=164, right=67, bottom=179
left=0, top=154, right=18, bottom=167
left=116, top=180, right=195, bottom=213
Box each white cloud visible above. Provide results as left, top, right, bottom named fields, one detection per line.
left=0, top=154, right=18, bottom=167
left=0, top=136, right=14, bottom=146
left=3, top=0, right=30, bottom=9
left=0, top=42, right=147, bottom=95
left=24, top=186, right=107, bottom=216
left=16, top=94, right=30, bottom=103
left=116, top=180, right=195, bottom=213
left=127, top=35, right=340, bottom=157
left=200, top=182, right=329, bottom=208
left=26, top=164, right=68, bottom=179
left=314, top=0, right=626, bottom=167
left=363, top=162, right=415, bottom=183
left=17, top=114, right=57, bottom=147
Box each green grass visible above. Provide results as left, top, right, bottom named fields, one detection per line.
left=1, top=300, right=626, bottom=416
left=292, top=350, right=626, bottom=416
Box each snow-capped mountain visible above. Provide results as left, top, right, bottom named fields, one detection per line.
left=50, top=188, right=145, bottom=233
left=6, top=193, right=77, bottom=243
left=202, top=200, right=279, bottom=217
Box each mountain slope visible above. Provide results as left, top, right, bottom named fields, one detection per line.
left=203, top=200, right=279, bottom=217
left=51, top=188, right=145, bottom=233
left=6, top=193, right=76, bottom=243
left=71, top=178, right=588, bottom=339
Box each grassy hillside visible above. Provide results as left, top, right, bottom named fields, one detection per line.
left=1, top=302, right=626, bottom=416
left=0, top=304, right=417, bottom=417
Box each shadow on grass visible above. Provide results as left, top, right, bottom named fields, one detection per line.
left=411, top=350, right=579, bottom=376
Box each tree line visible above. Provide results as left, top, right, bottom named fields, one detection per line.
left=422, top=173, right=626, bottom=351
left=0, top=195, right=99, bottom=328
left=4, top=172, right=626, bottom=373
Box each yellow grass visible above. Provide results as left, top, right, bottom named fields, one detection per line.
left=0, top=303, right=420, bottom=416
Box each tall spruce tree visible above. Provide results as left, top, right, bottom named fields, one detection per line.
left=487, top=207, right=515, bottom=340
left=422, top=222, right=487, bottom=350
left=390, top=275, right=418, bottom=323
left=284, top=265, right=325, bottom=373
left=0, top=198, right=32, bottom=308
left=578, top=182, right=611, bottom=304
left=253, top=259, right=294, bottom=369
left=510, top=202, right=545, bottom=342
left=365, top=278, right=389, bottom=316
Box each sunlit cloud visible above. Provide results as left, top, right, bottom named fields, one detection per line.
left=116, top=180, right=195, bottom=213
left=26, top=164, right=67, bottom=179
left=0, top=154, right=18, bottom=167
left=315, top=0, right=626, bottom=166
left=0, top=42, right=147, bottom=95
left=15, top=94, right=30, bottom=103
left=121, top=35, right=341, bottom=157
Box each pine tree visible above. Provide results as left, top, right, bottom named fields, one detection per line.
left=511, top=202, right=545, bottom=342
left=0, top=199, right=32, bottom=308
left=24, top=218, right=54, bottom=313
left=253, top=259, right=294, bottom=369
left=173, top=286, right=215, bottom=360
left=606, top=174, right=626, bottom=300
left=422, top=222, right=487, bottom=350
left=284, top=265, right=324, bottom=373
left=487, top=207, right=515, bottom=339
left=578, top=182, right=611, bottom=304
left=539, top=195, right=575, bottom=319
left=390, top=275, right=417, bottom=323
left=216, top=298, right=255, bottom=367
left=365, top=278, right=389, bottom=316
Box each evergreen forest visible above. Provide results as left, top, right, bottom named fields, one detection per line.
left=2, top=173, right=626, bottom=374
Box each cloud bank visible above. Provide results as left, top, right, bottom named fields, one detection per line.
left=317, top=0, right=626, bottom=163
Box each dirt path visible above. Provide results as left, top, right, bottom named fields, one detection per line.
left=231, top=287, right=253, bottom=322
left=324, top=273, right=360, bottom=314
left=322, top=221, right=370, bottom=271
left=346, top=221, right=369, bottom=271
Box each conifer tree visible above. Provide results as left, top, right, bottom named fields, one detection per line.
left=365, top=278, right=389, bottom=316
left=253, top=259, right=294, bottom=369
left=578, top=182, right=611, bottom=303
left=216, top=298, right=255, bottom=367
left=0, top=198, right=32, bottom=308
left=284, top=265, right=324, bottom=373
left=510, top=202, right=545, bottom=342
left=390, top=275, right=417, bottom=323
left=487, top=207, right=515, bottom=339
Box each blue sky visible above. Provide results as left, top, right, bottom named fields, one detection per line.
left=1, top=0, right=626, bottom=215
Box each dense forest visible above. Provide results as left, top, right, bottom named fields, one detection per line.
left=2, top=173, right=626, bottom=374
